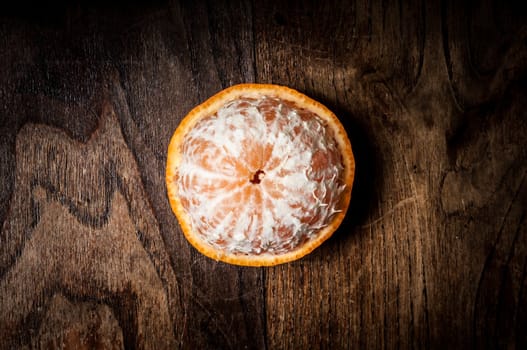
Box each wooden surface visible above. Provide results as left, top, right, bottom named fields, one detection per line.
left=1, top=1, right=526, bottom=349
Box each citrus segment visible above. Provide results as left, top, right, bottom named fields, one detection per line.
left=166, top=84, right=354, bottom=266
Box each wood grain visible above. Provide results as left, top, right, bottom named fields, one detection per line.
left=0, top=0, right=526, bottom=349
left=1, top=104, right=179, bottom=348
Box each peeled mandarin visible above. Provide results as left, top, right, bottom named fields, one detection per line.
left=166, top=84, right=354, bottom=266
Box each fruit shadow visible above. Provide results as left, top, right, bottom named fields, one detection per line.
left=321, top=102, right=382, bottom=246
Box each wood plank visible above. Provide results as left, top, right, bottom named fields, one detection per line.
left=0, top=2, right=265, bottom=349
left=254, top=0, right=527, bottom=349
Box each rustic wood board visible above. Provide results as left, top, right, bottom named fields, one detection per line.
left=0, top=1, right=526, bottom=349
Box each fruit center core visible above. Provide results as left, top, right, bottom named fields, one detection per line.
left=250, top=170, right=265, bottom=184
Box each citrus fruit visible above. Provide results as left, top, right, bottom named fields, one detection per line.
left=166, top=84, right=354, bottom=266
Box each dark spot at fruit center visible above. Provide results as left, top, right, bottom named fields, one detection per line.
left=250, top=170, right=265, bottom=184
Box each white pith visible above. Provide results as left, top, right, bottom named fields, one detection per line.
left=175, top=96, right=346, bottom=255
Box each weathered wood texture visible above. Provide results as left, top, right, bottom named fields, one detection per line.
left=0, top=1, right=526, bottom=349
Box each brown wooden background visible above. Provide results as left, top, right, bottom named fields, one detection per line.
left=1, top=0, right=526, bottom=349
